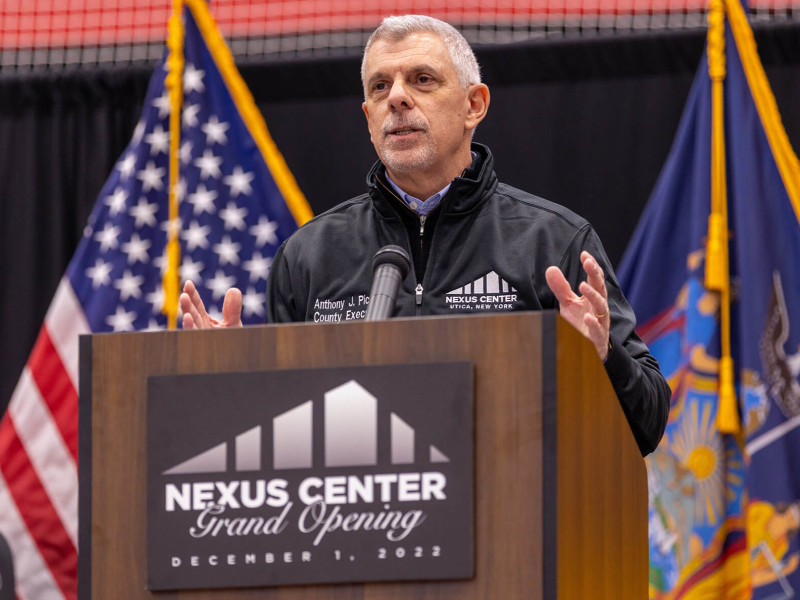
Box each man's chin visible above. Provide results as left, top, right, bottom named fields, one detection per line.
left=380, top=149, right=434, bottom=175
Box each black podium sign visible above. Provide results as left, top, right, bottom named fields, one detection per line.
left=146, top=362, right=474, bottom=591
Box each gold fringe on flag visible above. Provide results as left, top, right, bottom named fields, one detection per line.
left=162, top=0, right=185, bottom=329
left=706, top=0, right=739, bottom=434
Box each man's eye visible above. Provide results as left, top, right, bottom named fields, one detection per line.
left=374, top=82, right=387, bottom=92
left=417, top=75, right=432, bottom=84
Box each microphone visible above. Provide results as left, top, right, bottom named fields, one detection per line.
left=364, top=245, right=411, bottom=321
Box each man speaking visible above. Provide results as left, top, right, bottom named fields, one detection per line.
left=180, top=14, right=670, bottom=455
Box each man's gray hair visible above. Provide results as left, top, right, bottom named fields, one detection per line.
left=361, top=15, right=481, bottom=91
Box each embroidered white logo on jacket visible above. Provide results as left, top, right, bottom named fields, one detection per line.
left=445, top=271, right=519, bottom=311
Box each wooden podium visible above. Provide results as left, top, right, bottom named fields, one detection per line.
left=78, top=311, right=647, bottom=599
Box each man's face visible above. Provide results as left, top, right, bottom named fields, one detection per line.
left=361, top=33, right=474, bottom=179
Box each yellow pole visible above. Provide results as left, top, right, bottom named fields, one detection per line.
left=162, top=0, right=184, bottom=329
left=706, top=0, right=739, bottom=434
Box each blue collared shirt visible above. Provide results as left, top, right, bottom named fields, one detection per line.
left=385, top=174, right=451, bottom=217
left=384, top=152, right=477, bottom=216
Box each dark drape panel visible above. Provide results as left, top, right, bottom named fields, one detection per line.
left=0, top=69, right=150, bottom=410
left=1, top=24, right=799, bottom=414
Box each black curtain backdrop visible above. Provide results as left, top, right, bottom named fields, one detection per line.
left=1, top=24, right=799, bottom=414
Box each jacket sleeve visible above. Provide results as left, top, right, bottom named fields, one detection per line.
left=266, top=242, right=302, bottom=323
left=560, top=226, right=671, bottom=456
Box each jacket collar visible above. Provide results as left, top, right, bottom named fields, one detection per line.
left=366, top=143, right=498, bottom=219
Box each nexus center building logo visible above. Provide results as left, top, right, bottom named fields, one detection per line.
left=146, top=363, right=474, bottom=591
left=164, top=379, right=452, bottom=474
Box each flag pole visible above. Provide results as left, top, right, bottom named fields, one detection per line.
left=162, top=0, right=184, bottom=329
left=705, top=0, right=739, bottom=434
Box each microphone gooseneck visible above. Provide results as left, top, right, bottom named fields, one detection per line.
left=364, top=245, right=411, bottom=321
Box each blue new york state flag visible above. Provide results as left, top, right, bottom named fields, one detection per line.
left=618, top=0, right=800, bottom=598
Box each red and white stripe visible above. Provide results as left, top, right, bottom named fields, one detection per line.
left=0, top=279, right=90, bottom=600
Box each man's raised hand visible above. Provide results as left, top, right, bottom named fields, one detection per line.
left=179, top=280, right=243, bottom=329
left=544, top=250, right=611, bottom=361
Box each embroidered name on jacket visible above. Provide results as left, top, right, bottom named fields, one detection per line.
left=444, top=271, right=520, bottom=311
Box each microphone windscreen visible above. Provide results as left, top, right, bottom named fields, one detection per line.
left=371, top=245, right=411, bottom=279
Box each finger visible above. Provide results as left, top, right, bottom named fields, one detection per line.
left=583, top=312, right=610, bottom=360
left=182, top=312, right=195, bottom=330
left=180, top=289, right=209, bottom=328
left=579, top=281, right=609, bottom=320
left=580, top=251, right=607, bottom=299
left=545, top=266, right=578, bottom=305
left=222, top=288, right=244, bottom=327
left=179, top=292, right=194, bottom=320
left=183, top=280, right=213, bottom=327
left=183, top=280, right=205, bottom=311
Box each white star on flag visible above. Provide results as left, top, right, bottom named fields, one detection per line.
left=122, top=233, right=152, bottom=264
left=117, top=153, right=137, bottom=179
left=160, top=216, right=184, bottom=236
left=183, top=103, right=201, bottom=127
left=144, top=285, right=164, bottom=315
left=213, top=235, right=242, bottom=266
left=94, top=223, right=121, bottom=252
left=145, top=286, right=165, bottom=316
left=152, top=250, right=167, bottom=275
left=194, top=149, right=222, bottom=180
left=207, top=269, right=237, bottom=300
left=179, top=140, right=193, bottom=164
left=187, top=183, right=218, bottom=214
left=152, top=89, right=171, bottom=119
left=219, top=201, right=248, bottom=231
left=86, top=258, right=113, bottom=288
left=137, top=160, right=166, bottom=192
left=243, top=251, right=272, bottom=282
left=130, top=197, right=159, bottom=228
left=242, top=286, right=266, bottom=317
left=105, top=305, right=137, bottom=332
left=106, top=187, right=128, bottom=217
left=180, top=256, right=205, bottom=282
left=249, top=215, right=280, bottom=246
left=201, top=115, right=229, bottom=146
left=182, top=220, right=211, bottom=251
left=184, top=63, right=206, bottom=93
left=145, top=124, right=170, bottom=156
left=114, top=270, right=145, bottom=301
left=175, top=177, right=187, bottom=202
left=223, top=166, right=254, bottom=197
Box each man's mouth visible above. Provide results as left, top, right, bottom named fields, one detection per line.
left=389, top=127, right=419, bottom=136
left=383, top=120, right=426, bottom=137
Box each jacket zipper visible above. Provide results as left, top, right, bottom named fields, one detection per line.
left=376, top=178, right=422, bottom=314
left=377, top=179, right=435, bottom=317
left=416, top=215, right=427, bottom=315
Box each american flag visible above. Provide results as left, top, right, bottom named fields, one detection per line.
left=0, top=1, right=311, bottom=597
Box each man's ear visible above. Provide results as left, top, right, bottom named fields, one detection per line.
left=465, top=84, right=490, bottom=131
left=362, top=101, right=375, bottom=144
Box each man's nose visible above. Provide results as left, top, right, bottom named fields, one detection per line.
left=387, top=80, right=414, bottom=111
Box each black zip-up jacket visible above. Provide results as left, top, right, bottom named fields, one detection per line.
left=267, top=144, right=670, bottom=455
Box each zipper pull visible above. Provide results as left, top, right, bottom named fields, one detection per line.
left=415, top=283, right=423, bottom=306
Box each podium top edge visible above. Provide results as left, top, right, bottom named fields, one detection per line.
left=80, top=310, right=560, bottom=341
